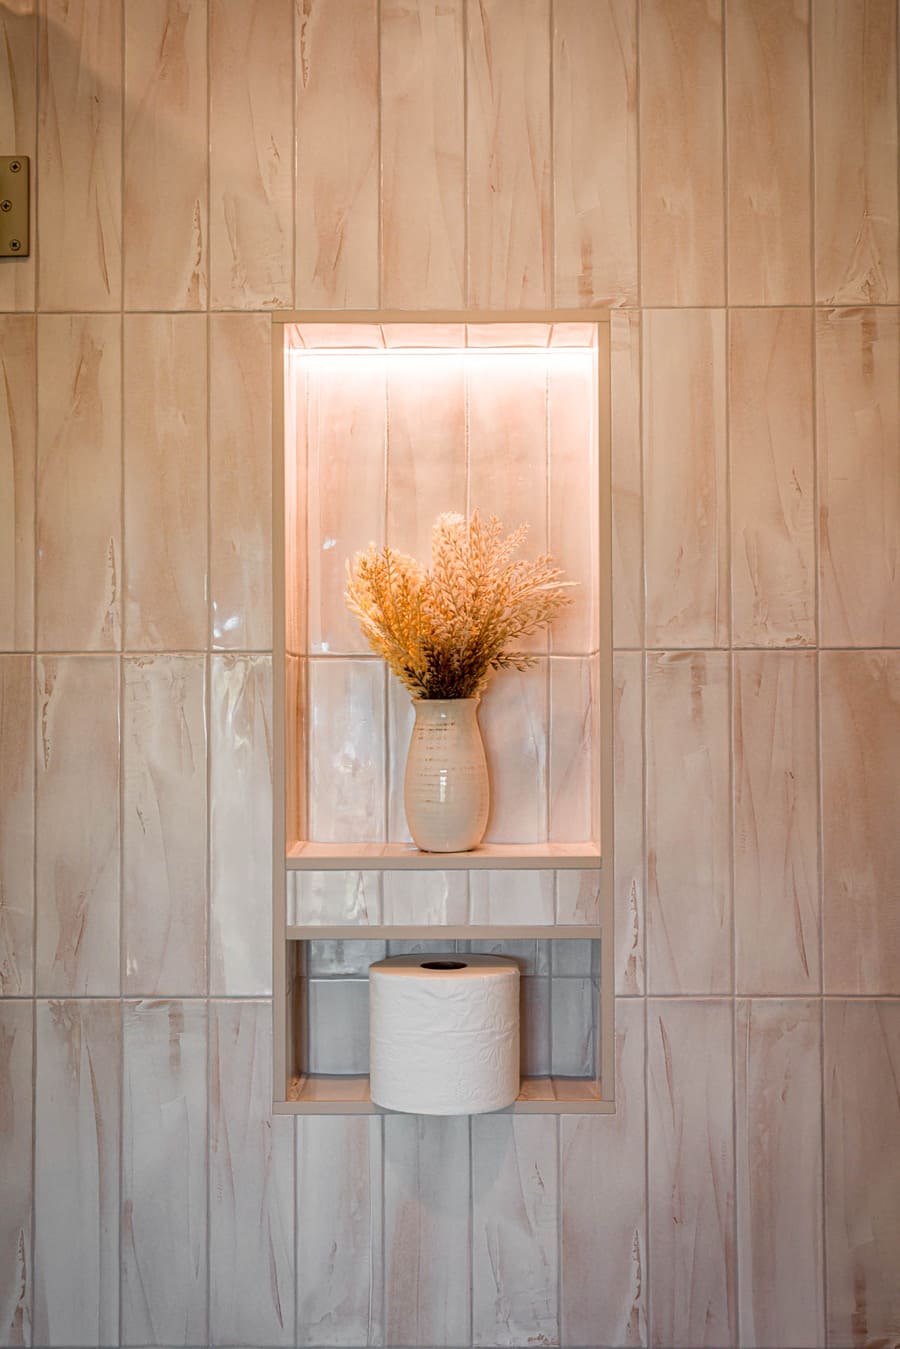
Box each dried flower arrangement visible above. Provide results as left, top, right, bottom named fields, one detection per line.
left=345, top=510, right=573, bottom=700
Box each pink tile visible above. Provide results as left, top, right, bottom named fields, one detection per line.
left=0, top=316, right=35, bottom=650
left=386, top=356, right=466, bottom=563
left=0, top=656, right=33, bottom=996
left=548, top=347, right=600, bottom=653
left=209, top=0, right=293, bottom=309
left=307, top=658, right=386, bottom=845
left=647, top=999, right=736, bottom=1348
left=381, top=0, right=465, bottom=307
left=736, top=1000, right=824, bottom=1348
left=467, top=0, right=552, bottom=307
left=36, top=315, right=121, bottom=651
left=821, top=651, right=900, bottom=994
left=0, top=1000, right=32, bottom=1345
left=479, top=665, right=548, bottom=845
left=614, top=651, right=643, bottom=994
left=611, top=309, right=643, bottom=650
left=549, top=657, right=593, bottom=843
left=553, top=0, right=638, bottom=307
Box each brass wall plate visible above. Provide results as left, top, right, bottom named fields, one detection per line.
left=0, top=156, right=30, bottom=257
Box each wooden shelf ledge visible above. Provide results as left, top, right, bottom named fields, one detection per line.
left=286, top=923, right=602, bottom=941
left=275, top=1074, right=612, bottom=1116
left=286, top=841, right=602, bottom=871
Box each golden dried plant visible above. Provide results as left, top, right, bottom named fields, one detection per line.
left=345, top=511, right=573, bottom=699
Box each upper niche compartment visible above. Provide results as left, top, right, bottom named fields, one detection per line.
left=276, top=316, right=611, bottom=865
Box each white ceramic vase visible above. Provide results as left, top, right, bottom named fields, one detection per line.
left=404, top=698, right=490, bottom=852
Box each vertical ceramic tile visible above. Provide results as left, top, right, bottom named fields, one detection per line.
left=381, top=0, right=465, bottom=307
left=549, top=657, right=592, bottom=842
left=0, top=656, right=33, bottom=996
left=295, top=0, right=379, bottom=307
left=551, top=976, right=597, bottom=1076
left=208, top=0, right=293, bottom=308
left=35, top=656, right=120, bottom=995
left=123, top=656, right=207, bottom=996
left=0, top=1, right=36, bottom=311
left=384, top=1114, right=470, bottom=1347
left=307, top=360, right=386, bottom=655
left=555, top=870, right=602, bottom=927
left=36, top=315, right=122, bottom=651
left=122, top=999, right=208, bottom=1346
left=520, top=975, right=551, bottom=1074
left=296, top=1117, right=383, bottom=1346
left=471, top=1116, right=558, bottom=1346
left=210, top=313, right=273, bottom=650
left=726, top=0, right=812, bottom=304
left=307, top=658, right=385, bottom=844
left=37, top=0, right=121, bottom=309
left=734, top=652, right=819, bottom=994
left=614, top=651, right=643, bottom=994
left=553, top=0, right=638, bottom=307
left=210, top=655, right=273, bottom=995
left=548, top=347, right=599, bottom=653
left=611, top=309, right=643, bottom=650
left=560, top=998, right=646, bottom=1346
left=34, top=999, right=121, bottom=1347
left=639, top=0, right=725, bottom=306
left=824, top=1000, right=900, bottom=1349
left=288, top=870, right=383, bottom=927
left=735, top=1000, right=824, bottom=1349
left=647, top=999, right=736, bottom=1349
left=0, top=316, right=35, bottom=651
left=821, top=651, right=900, bottom=994
left=817, top=307, right=900, bottom=646
left=386, top=356, right=466, bottom=562
left=729, top=308, right=816, bottom=646
left=124, top=314, right=208, bottom=651
left=467, top=0, right=552, bottom=308
left=646, top=652, right=731, bottom=994
left=307, top=979, right=369, bottom=1073
left=643, top=309, right=728, bottom=648
left=814, top=0, right=899, bottom=302
left=123, top=0, right=207, bottom=309
left=382, top=870, right=468, bottom=926
left=0, top=1000, right=32, bottom=1347
left=469, top=870, right=554, bottom=926
left=479, top=666, right=548, bottom=844
left=209, top=1000, right=294, bottom=1347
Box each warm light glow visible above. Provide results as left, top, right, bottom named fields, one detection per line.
left=288, top=346, right=594, bottom=360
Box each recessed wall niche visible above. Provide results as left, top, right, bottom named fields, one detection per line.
left=273, top=312, right=614, bottom=1114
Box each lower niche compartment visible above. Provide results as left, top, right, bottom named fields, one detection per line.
left=285, top=937, right=603, bottom=1114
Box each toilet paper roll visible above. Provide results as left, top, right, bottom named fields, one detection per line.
left=369, top=954, right=520, bottom=1115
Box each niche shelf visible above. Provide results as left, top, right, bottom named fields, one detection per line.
left=272, top=310, right=614, bottom=1115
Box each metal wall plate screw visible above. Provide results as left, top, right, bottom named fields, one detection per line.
left=9, top=239, right=21, bottom=251
left=9, top=160, right=22, bottom=172
left=0, top=199, right=11, bottom=212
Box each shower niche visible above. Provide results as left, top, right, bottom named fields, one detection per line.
left=272, top=311, right=614, bottom=1114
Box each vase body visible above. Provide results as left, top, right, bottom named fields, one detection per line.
left=404, top=698, right=490, bottom=852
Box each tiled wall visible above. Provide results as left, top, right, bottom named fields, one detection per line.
left=0, top=1, right=898, bottom=1347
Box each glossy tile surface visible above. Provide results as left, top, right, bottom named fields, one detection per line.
left=646, top=652, right=731, bottom=994
left=123, top=656, right=207, bottom=996
left=0, top=656, right=33, bottom=996
left=0, top=1000, right=32, bottom=1346
left=639, top=0, right=725, bottom=305
left=209, top=0, right=293, bottom=309
left=296, top=1117, right=384, bottom=1346
left=36, top=315, right=121, bottom=651
left=307, top=658, right=385, bottom=844
left=122, top=999, right=208, bottom=1345
left=647, top=999, right=736, bottom=1349
left=37, top=0, right=121, bottom=309
left=124, top=315, right=208, bottom=650
left=643, top=309, right=728, bottom=647
left=210, top=313, right=273, bottom=650
left=821, top=651, right=900, bottom=994
left=610, top=309, right=642, bottom=649
left=34, top=999, right=121, bottom=1347
left=467, top=0, right=552, bottom=307
left=614, top=651, right=643, bottom=994
left=209, top=1001, right=294, bottom=1346
left=814, top=0, right=899, bottom=302
left=736, top=999, right=824, bottom=1348
left=0, top=316, right=35, bottom=650
left=734, top=652, right=819, bottom=994
left=729, top=308, right=815, bottom=647
left=124, top=0, right=208, bottom=309
left=817, top=307, right=900, bottom=646
left=824, top=1000, right=900, bottom=1349
left=553, top=0, right=638, bottom=307
left=381, top=0, right=464, bottom=308
left=35, top=657, right=120, bottom=996
left=726, top=0, right=811, bottom=304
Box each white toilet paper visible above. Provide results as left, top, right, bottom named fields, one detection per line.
left=369, top=954, right=520, bottom=1115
